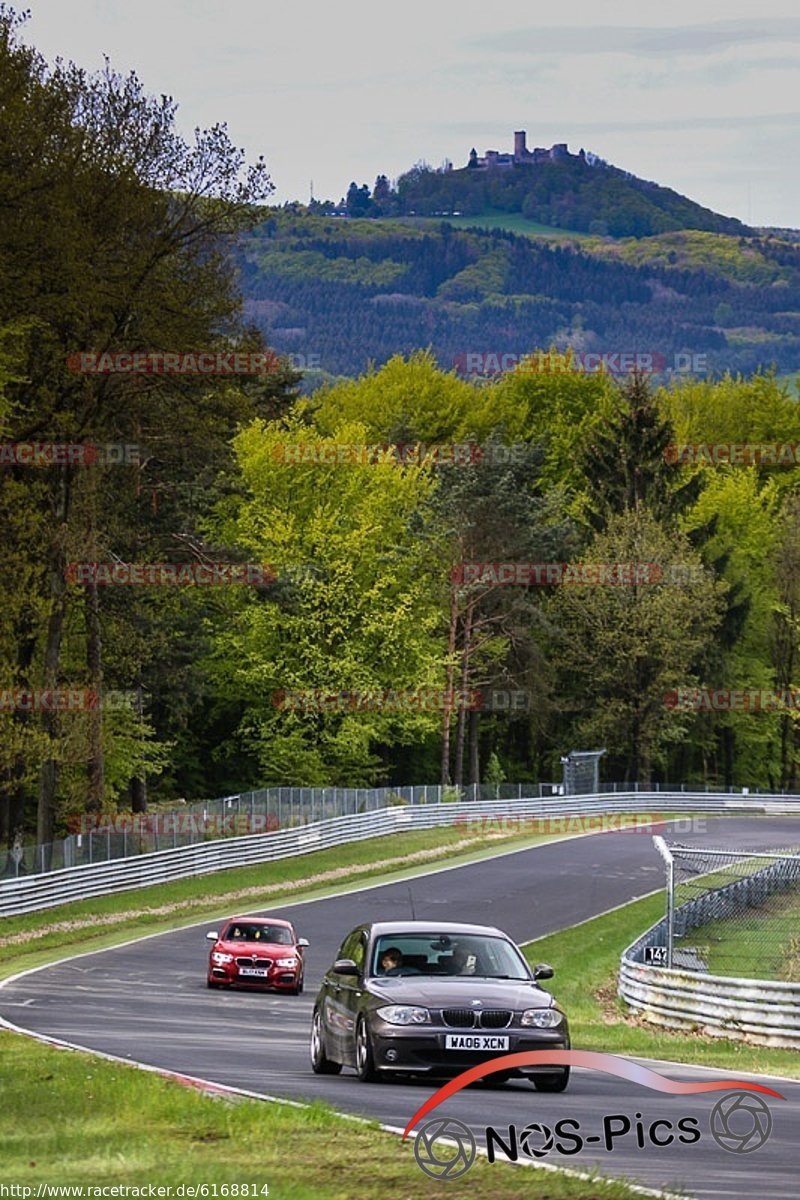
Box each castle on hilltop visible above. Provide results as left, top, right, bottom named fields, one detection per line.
left=467, top=131, right=584, bottom=170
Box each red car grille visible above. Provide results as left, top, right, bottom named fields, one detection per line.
left=235, top=957, right=273, bottom=968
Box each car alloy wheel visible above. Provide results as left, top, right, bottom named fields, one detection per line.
left=310, top=1009, right=341, bottom=1075
left=355, top=1016, right=379, bottom=1082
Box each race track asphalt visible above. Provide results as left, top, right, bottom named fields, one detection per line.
left=2, top=817, right=799, bottom=1198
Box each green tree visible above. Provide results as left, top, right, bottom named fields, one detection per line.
left=205, top=419, right=446, bottom=785
left=490, top=354, right=618, bottom=518
left=550, top=509, right=724, bottom=783
left=771, top=493, right=800, bottom=789
left=581, top=373, right=700, bottom=530
left=0, top=8, right=273, bottom=851
left=432, top=443, right=574, bottom=785
left=678, top=470, right=783, bottom=787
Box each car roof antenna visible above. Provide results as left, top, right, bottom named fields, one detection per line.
left=407, top=886, right=416, bottom=920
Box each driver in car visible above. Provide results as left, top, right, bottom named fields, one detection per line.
left=379, top=946, right=403, bottom=974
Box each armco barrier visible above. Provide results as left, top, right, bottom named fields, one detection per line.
left=619, top=852, right=800, bottom=1050
left=9, top=780, right=797, bottom=878
left=2, top=790, right=799, bottom=917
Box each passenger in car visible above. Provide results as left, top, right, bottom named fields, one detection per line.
left=452, top=946, right=478, bottom=975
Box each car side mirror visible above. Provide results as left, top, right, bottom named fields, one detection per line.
left=206, top=931, right=218, bottom=941
left=333, top=958, right=360, bottom=977
left=533, top=962, right=554, bottom=981
left=297, top=938, right=310, bottom=948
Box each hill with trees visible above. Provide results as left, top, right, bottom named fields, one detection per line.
left=236, top=214, right=800, bottom=381
left=334, top=150, right=752, bottom=239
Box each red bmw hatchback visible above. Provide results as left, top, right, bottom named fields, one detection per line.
left=206, top=915, right=309, bottom=993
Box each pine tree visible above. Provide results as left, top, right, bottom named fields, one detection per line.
left=581, top=372, right=700, bottom=530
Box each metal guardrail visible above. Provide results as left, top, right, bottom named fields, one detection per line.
left=5, top=782, right=565, bottom=877
left=2, top=789, right=799, bottom=918
left=5, top=779, right=795, bottom=879
left=619, top=845, right=800, bottom=1050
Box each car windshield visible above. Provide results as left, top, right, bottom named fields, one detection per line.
left=371, top=933, right=530, bottom=979
left=224, top=923, right=293, bottom=944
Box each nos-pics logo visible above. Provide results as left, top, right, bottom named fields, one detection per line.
left=405, top=1052, right=782, bottom=1179
left=413, top=1118, right=476, bottom=1180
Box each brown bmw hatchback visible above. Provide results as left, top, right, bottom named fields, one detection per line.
left=310, top=920, right=570, bottom=1089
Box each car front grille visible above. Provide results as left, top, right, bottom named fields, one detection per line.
left=480, top=1009, right=513, bottom=1028
left=235, top=957, right=273, bottom=968
left=441, top=1008, right=513, bottom=1029
left=442, top=1008, right=476, bottom=1027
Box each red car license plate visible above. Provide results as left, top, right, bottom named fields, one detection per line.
left=239, top=967, right=269, bottom=977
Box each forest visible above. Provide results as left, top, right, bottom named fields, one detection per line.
left=238, top=215, right=800, bottom=381
left=2, top=7, right=800, bottom=863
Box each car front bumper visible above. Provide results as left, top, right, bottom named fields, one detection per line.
left=366, top=1022, right=570, bottom=1075
left=208, top=963, right=301, bottom=989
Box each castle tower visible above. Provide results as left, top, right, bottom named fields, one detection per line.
left=514, top=130, right=527, bottom=159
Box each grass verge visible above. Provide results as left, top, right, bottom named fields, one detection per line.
left=0, top=1031, right=650, bottom=1198
left=523, top=893, right=800, bottom=1078
left=0, top=823, right=584, bottom=979
left=687, top=890, right=800, bottom=980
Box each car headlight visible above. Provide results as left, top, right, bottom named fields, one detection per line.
left=376, top=1005, right=431, bottom=1025
left=521, top=1008, right=562, bottom=1028
left=211, top=952, right=234, bottom=965
left=276, top=957, right=298, bottom=967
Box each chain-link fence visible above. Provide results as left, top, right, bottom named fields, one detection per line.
left=653, top=838, right=800, bottom=979
left=2, top=781, right=569, bottom=878
left=5, top=778, right=800, bottom=880
left=561, top=749, right=606, bottom=794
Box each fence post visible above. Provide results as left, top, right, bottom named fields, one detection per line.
left=653, top=836, right=674, bottom=969
left=666, top=856, right=674, bottom=968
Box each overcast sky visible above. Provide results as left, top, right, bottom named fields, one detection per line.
left=23, top=0, right=800, bottom=227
